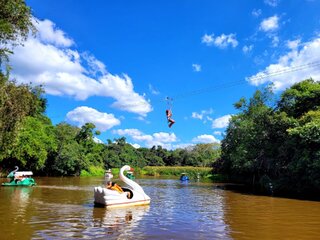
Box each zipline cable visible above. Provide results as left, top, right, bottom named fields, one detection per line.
left=172, top=61, right=320, bottom=101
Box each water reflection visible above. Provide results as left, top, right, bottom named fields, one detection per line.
left=1, top=178, right=319, bottom=239
left=5, top=187, right=33, bottom=220
left=0, top=187, right=34, bottom=239
left=223, top=191, right=320, bottom=240
left=89, top=206, right=150, bottom=238
left=139, top=180, right=231, bottom=239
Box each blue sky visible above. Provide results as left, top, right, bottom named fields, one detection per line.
left=9, top=0, right=320, bottom=149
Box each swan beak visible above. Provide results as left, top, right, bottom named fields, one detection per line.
left=130, top=168, right=134, bottom=171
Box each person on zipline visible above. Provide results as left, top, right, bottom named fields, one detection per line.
left=166, top=109, right=175, bottom=128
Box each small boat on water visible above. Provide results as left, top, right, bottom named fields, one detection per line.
left=105, top=169, right=114, bottom=180
left=126, top=170, right=135, bottom=180
left=180, top=173, right=190, bottom=181
left=94, top=165, right=150, bottom=208
left=1, top=166, right=36, bottom=187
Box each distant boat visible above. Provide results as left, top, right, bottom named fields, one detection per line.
left=126, top=171, right=135, bottom=180
left=180, top=173, right=189, bottom=181
left=105, top=169, right=113, bottom=180
left=2, top=166, right=36, bottom=187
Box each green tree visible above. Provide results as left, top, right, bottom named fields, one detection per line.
left=8, top=116, right=57, bottom=171
left=0, top=0, right=34, bottom=72
left=220, top=80, right=320, bottom=196
left=220, top=87, right=276, bottom=184
left=191, top=143, right=220, bottom=167
left=48, top=123, right=84, bottom=176
left=0, top=81, right=46, bottom=160
left=104, top=137, right=146, bottom=168
left=278, top=78, right=320, bottom=118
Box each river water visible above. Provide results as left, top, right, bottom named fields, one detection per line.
left=0, top=177, right=319, bottom=239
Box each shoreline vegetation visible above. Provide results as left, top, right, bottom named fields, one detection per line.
left=80, top=166, right=224, bottom=181
left=1, top=166, right=223, bottom=182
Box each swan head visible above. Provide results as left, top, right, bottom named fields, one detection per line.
left=121, top=165, right=134, bottom=172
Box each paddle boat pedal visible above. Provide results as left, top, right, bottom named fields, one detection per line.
left=2, top=167, right=36, bottom=187
left=94, top=165, right=150, bottom=208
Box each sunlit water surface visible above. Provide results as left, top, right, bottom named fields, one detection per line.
left=0, top=177, right=319, bottom=239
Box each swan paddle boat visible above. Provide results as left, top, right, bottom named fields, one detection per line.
left=94, top=165, right=150, bottom=208
left=2, top=166, right=36, bottom=187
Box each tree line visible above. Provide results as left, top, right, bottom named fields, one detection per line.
left=217, top=79, right=320, bottom=197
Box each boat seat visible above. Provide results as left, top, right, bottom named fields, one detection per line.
left=122, top=187, right=133, bottom=199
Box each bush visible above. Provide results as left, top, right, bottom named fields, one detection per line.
left=80, top=165, right=105, bottom=176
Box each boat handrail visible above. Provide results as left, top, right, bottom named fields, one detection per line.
left=14, top=171, right=33, bottom=177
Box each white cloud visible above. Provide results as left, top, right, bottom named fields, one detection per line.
left=201, top=34, right=214, bottom=45
left=214, top=34, right=238, bottom=48
left=192, top=134, right=220, bottom=144
left=264, top=0, right=279, bottom=7
left=202, top=33, right=238, bottom=48
left=34, top=19, right=74, bottom=47
left=247, top=37, right=320, bottom=90
left=260, top=15, right=279, bottom=32
left=242, top=45, right=253, bottom=54
left=112, top=128, right=177, bottom=149
left=93, top=136, right=104, bottom=144
left=9, top=18, right=152, bottom=116
left=192, top=64, right=201, bottom=72
left=287, top=39, right=301, bottom=49
left=191, top=108, right=213, bottom=121
left=66, top=106, right=120, bottom=131
left=213, top=131, right=222, bottom=136
left=272, top=35, right=279, bottom=47
left=173, top=143, right=194, bottom=149
left=252, top=9, right=262, bottom=17
left=212, top=115, right=232, bottom=128
left=82, top=52, right=107, bottom=76
left=130, top=143, right=141, bottom=149
left=192, top=112, right=203, bottom=120
left=148, top=84, right=160, bottom=95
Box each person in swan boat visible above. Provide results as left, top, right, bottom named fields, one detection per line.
left=106, top=181, right=131, bottom=198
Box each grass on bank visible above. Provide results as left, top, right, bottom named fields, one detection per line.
left=80, top=165, right=224, bottom=181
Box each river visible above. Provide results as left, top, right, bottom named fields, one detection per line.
left=0, top=177, right=319, bottom=239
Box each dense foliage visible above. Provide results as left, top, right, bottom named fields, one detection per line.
left=0, top=0, right=34, bottom=72
left=219, top=79, right=320, bottom=196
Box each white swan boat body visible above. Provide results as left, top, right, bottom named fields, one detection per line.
left=94, top=165, right=150, bottom=208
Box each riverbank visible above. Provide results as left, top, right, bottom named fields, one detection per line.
left=80, top=166, right=224, bottom=181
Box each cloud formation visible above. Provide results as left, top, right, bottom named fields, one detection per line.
left=212, top=115, right=232, bottom=128
left=264, top=0, right=279, bottom=7
left=192, top=64, right=201, bottom=72
left=192, top=134, right=220, bottom=144
left=247, top=37, right=320, bottom=90
left=148, top=84, right=160, bottom=95
left=191, top=108, right=213, bottom=121
left=242, top=45, right=254, bottom=54
left=9, top=18, right=152, bottom=116
left=252, top=9, right=262, bottom=17
left=112, top=128, right=177, bottom=149
left=66, top=106, right=120, bottom=131
left=260, top=15, right=279, bottom=32
left=202, top=33, right=238, bottom=48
